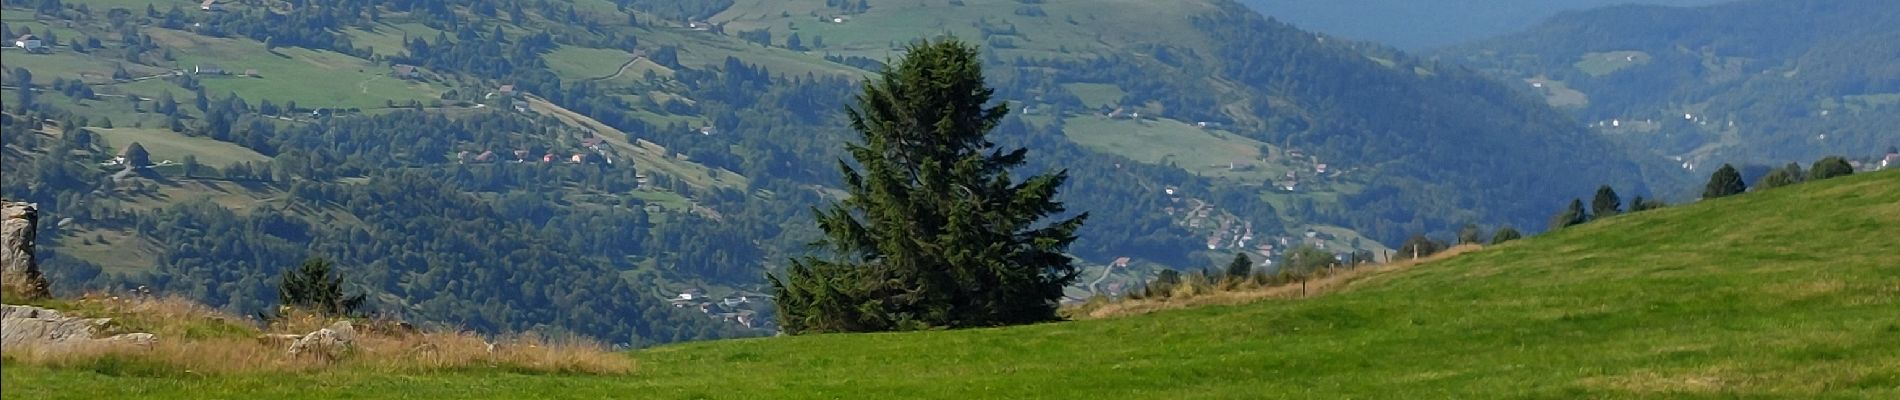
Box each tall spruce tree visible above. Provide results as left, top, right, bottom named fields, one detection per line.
left=1703, top=164, right=1746, bottom=199
left=770, top=39, right=1086, bottom=334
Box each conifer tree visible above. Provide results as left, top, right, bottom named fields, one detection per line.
left=1551, top=198, right=1589, bottom=230
left=277, top=258, right=365, bottom=317
left=1591, top=185, right=1622, bottom=217
left=1225, top=253, right=1253, bottom=281
left=1703, top=164, right=1746, bottom=199
left=771, top=39, right=1085, bottom=334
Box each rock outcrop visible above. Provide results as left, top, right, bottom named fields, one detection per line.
left=0, top=304, right=155, bottom=350
left=2, top=202, right=38, bottom=276
left=287, top=320, right=357, bottom=359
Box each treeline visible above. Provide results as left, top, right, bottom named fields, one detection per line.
left=1547, top=155, right=1865, bottom=231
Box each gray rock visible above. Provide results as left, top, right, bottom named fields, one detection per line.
left=287, top=321, right=357, bottom=358
left=105, top=332, right=157, bottom=347
left=1, top=304, right=64, bottom=319
left=0, top=304, right=124, bottom=349
left=2, top=202, right=38, bottom=276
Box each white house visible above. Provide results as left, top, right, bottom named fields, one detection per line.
left=14, top=34, right=43, bottom=52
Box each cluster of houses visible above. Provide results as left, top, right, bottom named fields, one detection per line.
left=454, top=138, right=615, bottom=165
left=669, top=289, right=772, bottom=329
left=1104, top=107, right=1143, bottom=120
left=1846, top=149, right=1900, bottom=172
left=1267, top=149, right=1335, bottom=191
left=456, top=143, right=613, bottom=166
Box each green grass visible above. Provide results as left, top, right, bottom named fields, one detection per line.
left=54, top=226, right=160, bottom=275
left=8, top=171, right=1895, bottom=399
left=0, top=49, right=170, bottom=85
left=1062, top=82, right=1125, bottom=108
left=542, top=46, right=672, bottom=86
left=143, top=28, right=446, bottom=109
left=63, top=0, right=199, bottom=11
left=1063, top=115, right=1285, bottom=181
left=1526, top=77, right=1589, bottom=108
left=712, top=0, right=1222, bottom=63
left=91, top=127, right=269, bottom=166
left=1575, top=50, right=1651, bottom=77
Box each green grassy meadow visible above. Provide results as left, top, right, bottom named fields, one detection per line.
left=1063, top=116, right=1284, bottom=181
left=1575, top=50, right=1652, bottom=77
left=91, top=127, right=270, bottom=166
left=7, top=171, right=1895, bottom=399
left=142, top=28, right=446, bottom=109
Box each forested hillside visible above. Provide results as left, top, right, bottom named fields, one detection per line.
left=2, top=0, right=1663, bottom=344
left=1239, top=0, right=1727, bottom=50
left=1443, top=0, right=1900, bottom=173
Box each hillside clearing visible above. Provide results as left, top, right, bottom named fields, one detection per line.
left=91, top=128, right=270, bottom=167
left=1062, top=116, right=1285, bottom=181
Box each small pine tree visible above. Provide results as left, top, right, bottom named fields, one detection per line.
left=1702, top=164, right=1746, bottom=199
left=1551, top=198, right=1589, bottom=230
left=1591, top=185, right=1622, bottom=217
left=1225, top=253, right=1252, bottom=281
left=277, top=258, right=365, bottom=317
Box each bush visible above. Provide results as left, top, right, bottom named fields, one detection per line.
left=1490, top=227, right=1522, bottom=244
left=1808, top=156, right=1854, bottom=181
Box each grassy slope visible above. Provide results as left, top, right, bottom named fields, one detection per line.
left=7, top=171, right=1896, bottom=399
left=1063, top=116, right=1284, bottom=181
left=91, top=127, right=270, bottom=166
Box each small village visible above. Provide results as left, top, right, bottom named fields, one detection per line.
left=667, top=288, right=774, bottom=330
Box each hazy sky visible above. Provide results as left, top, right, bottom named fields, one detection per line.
left=1241, top=0, right=1732, bottom=50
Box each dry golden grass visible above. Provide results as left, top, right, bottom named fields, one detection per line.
left=2, top=295, right=634, bottom=376
left=1068, top=245, right=1484, bottom=320
left=0, top=269, right=49, bottom=301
